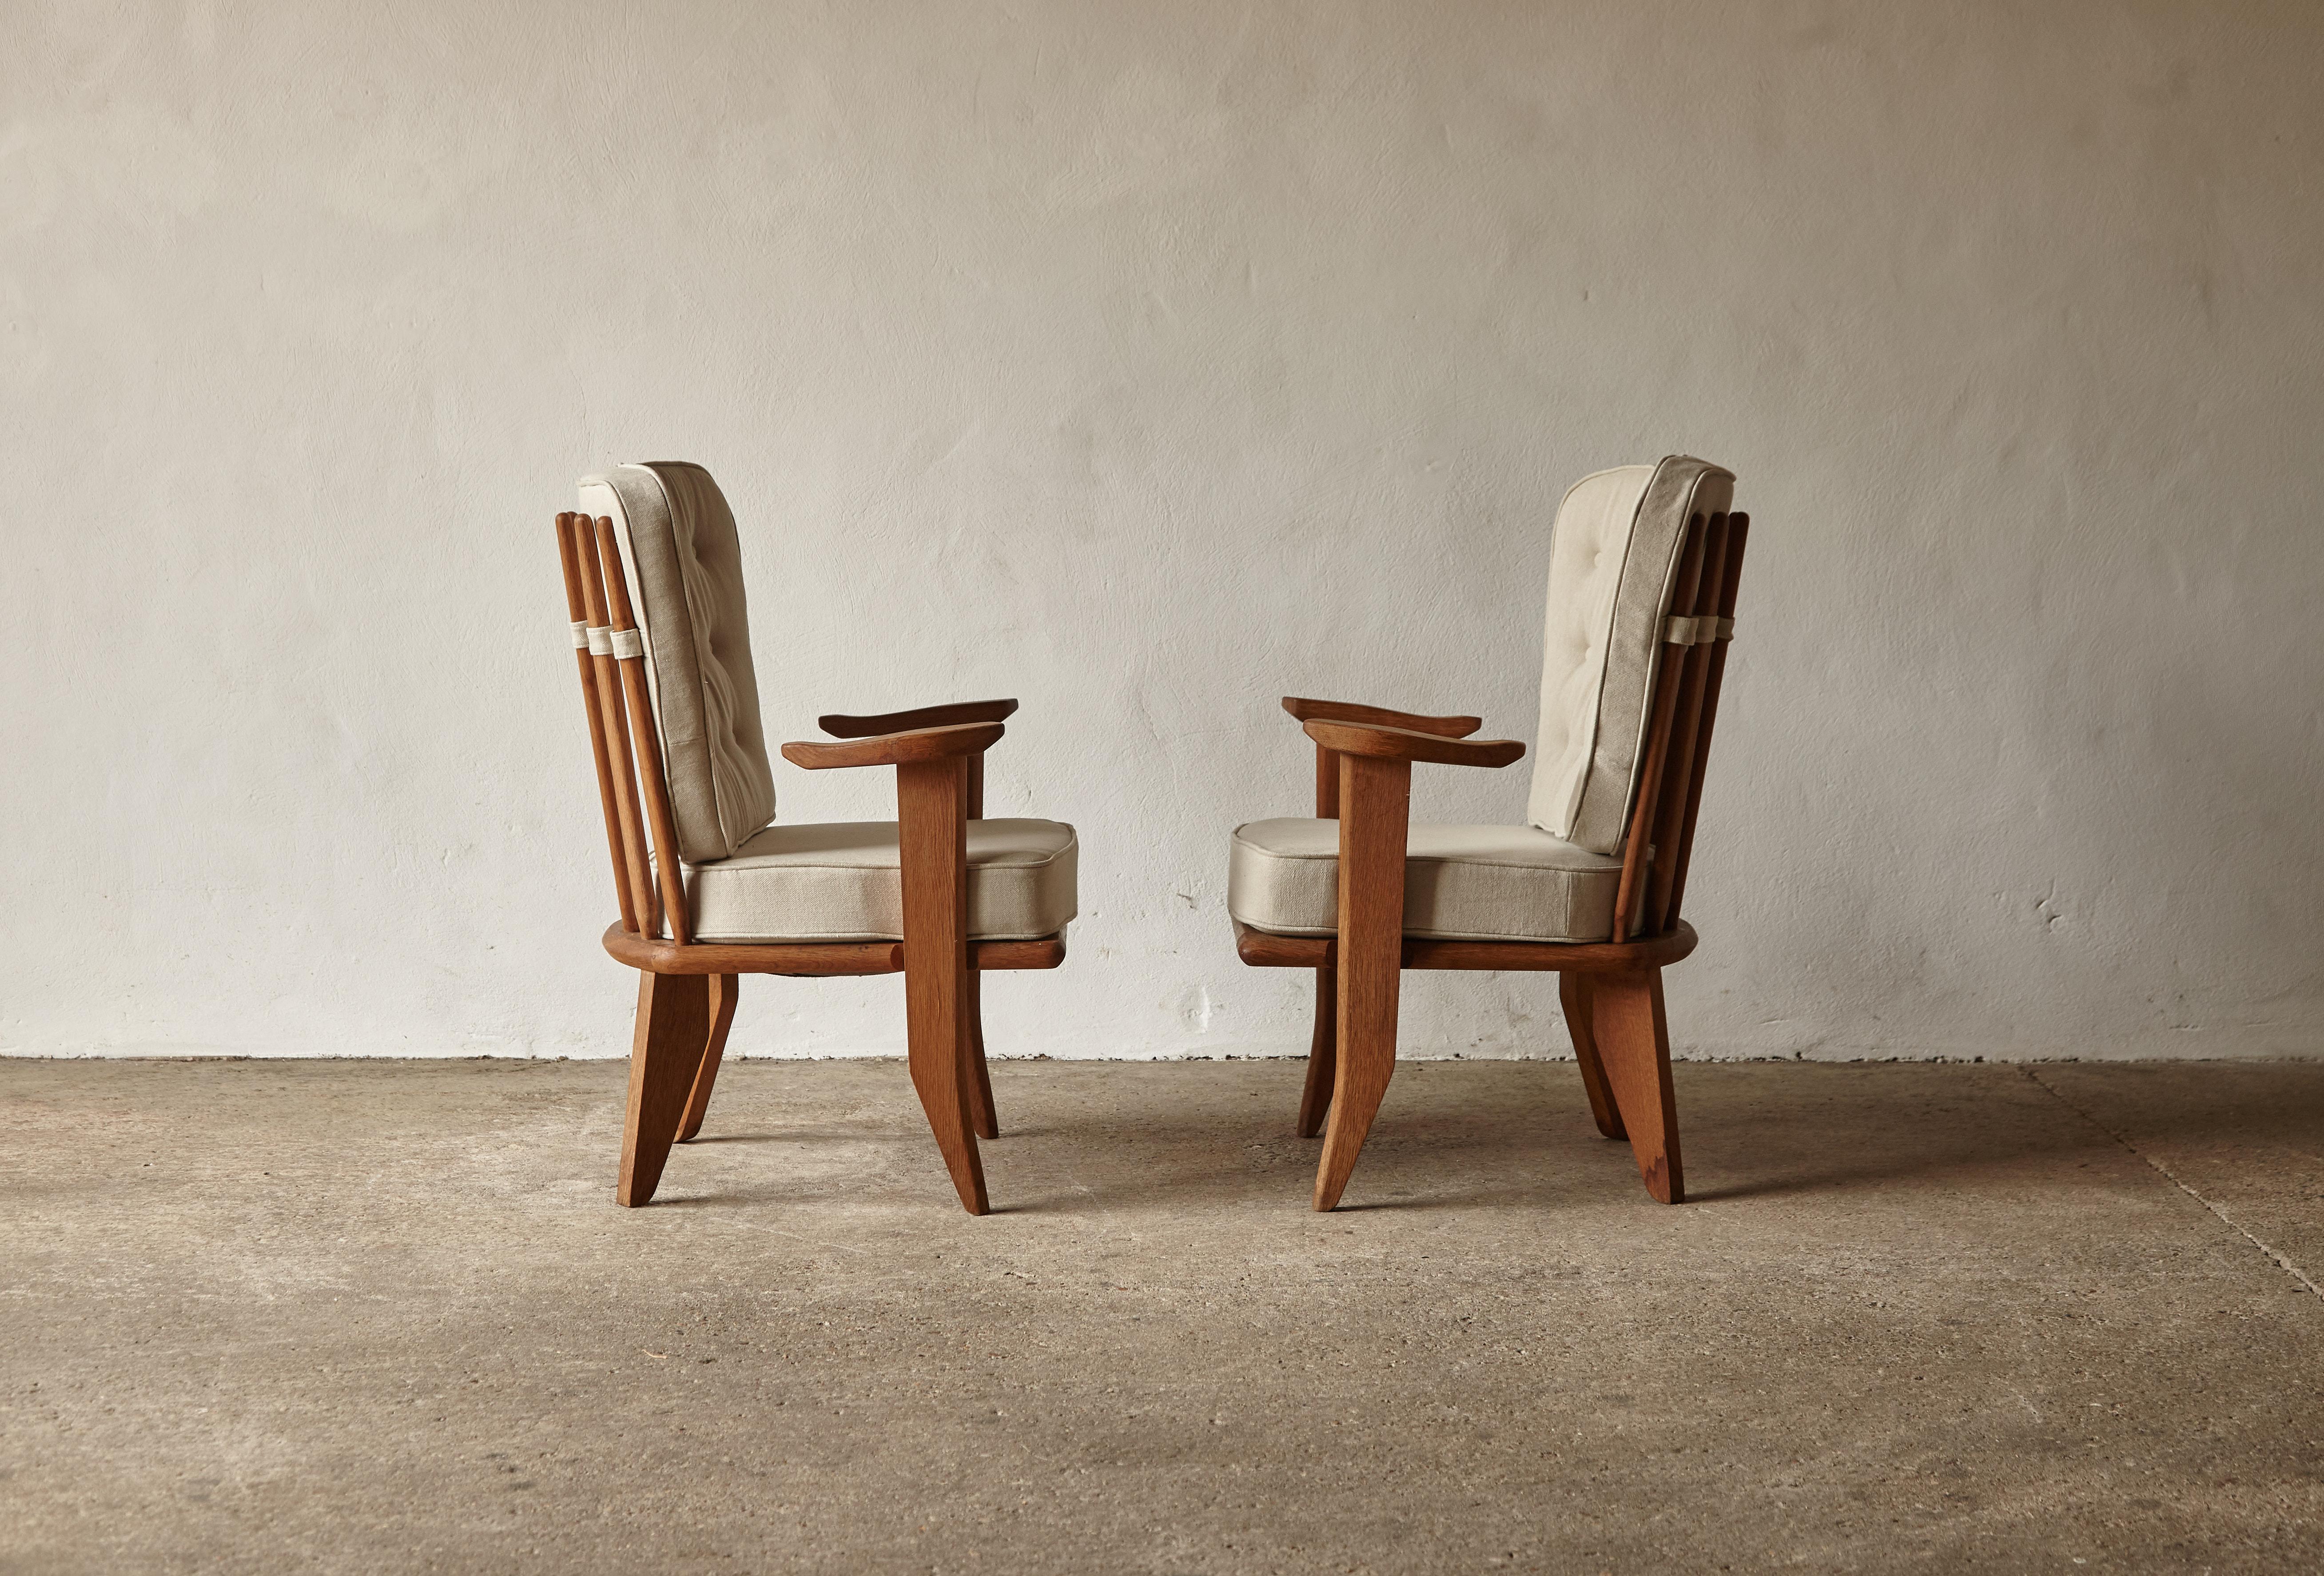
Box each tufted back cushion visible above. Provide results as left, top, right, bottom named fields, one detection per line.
left=1526, top=456, right=1735, bottom=854
left=577, top=463, right=777, bottom=863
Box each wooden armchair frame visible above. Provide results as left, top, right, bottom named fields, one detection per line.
left=1237, top=510, right=1750, bottom=1209
left=553, top=512, right=1063, bottom=1214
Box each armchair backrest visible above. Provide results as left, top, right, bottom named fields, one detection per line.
left=1527, top=456, right=1735, bottom=855
left=577, top=463, right=776, bottom=863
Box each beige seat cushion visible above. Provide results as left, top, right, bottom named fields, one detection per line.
left=579, top=463, right=776, bottom=863
left=1228, top=819, right=1623, bottom=944
left=1527, top=456, right=1735, bottom=854
left=658, top=819, right=1078, bottom=944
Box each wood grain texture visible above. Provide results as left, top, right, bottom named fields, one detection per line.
left=1590, top=969, right=1684, bottom=1203
left=1558, top=972, right=1626, bottom=1140
left=1641, top=513, right=1729, bottom=935
left=1301, top=718, right=1525, bottom=770
left=616, top=971, right=711, bottom=1207
left=1298, top=967, right=1337, bottom=1139
left=1609, top=514, right=1710, bottom=942
left=572, top=516, right=657, bottom=934
left=1313, top=752, right=1412, bottom=1211
left=820, top=698, right=1019, bottom=737
left=555, top=513, right=639, bottom=934
left=1313, top=741, right=1342, bottom=818
left=676, top=973, right=738, bottom=1144
left=1282, top=696, right=1483, bottom=737
left=964, top=968, right=999, bottom=1140
left=1231, top=920, right=1699, bottom=975
left=601, top=927, right=1067, bottom=977
left=593, top=516, right=694, bottom=945
left=782, top=722, right=1004, bottom=770
left=896, top=755, right=989, bottom=1215
left=1663, top=514, right=1750, bottom=927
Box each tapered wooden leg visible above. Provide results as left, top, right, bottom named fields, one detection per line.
left=676, top=973, right=739, bottom=1143
left=964, top=969, right=999, bottom=1140
left=899, top=758, right=990, bottom=1215
left=1297, top=966, right=1337, bottom=1138
left=1558, top=972, right=1626, bottom=1140
left=617, top=971, right=711, bottom=1207
left=1590, top=968, right=1684, bottom=1203
left=1313, top=755, right=1410, bottom=1211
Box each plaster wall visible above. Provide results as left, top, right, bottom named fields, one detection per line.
left=5, top=0, right=2320, bottom=1061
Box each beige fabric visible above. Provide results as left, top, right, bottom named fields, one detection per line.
left=1228, top=818, right=1623, bottom=944
left=577, top=464, right=776, bottom=863
left=1525, top=456, right=1735, bottom=854
left=659, top=818, right=1079, bottom=944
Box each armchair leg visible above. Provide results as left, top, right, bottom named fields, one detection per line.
left=964, top=970, right=999, bottom=1140
left=1312, top=754, right=1410, bottom=1211
left=1297, top=966, right=1337, bottom=1138
left=1557, top=973, right=1626, bottom=1140
left=617, top=971, right=711, bottom=1207
left=676, top=973, right=739, bottom=1143
left=1589, top=968, right=1684, bottom=1203
left=898, top=757, right=991, bottom=1215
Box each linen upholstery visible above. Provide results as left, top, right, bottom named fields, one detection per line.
left=1229, top=819, right=1623, bottom=944
left=659, top=819, right=1079, bottom=944
left=578, top=463, right=777, bottom=863
left=1526, top=456, right=1735, bottom=854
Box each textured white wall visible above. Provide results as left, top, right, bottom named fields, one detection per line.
left=6, top=1, right=2321, bottom=1061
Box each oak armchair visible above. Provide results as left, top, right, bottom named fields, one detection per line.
left=552, top=462, right=1077, bottom=1214
left=1228, top=457, right=1751, bottom=1209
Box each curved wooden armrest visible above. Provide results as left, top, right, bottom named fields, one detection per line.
left=782, top=721, right=1005, bottom=769
left=819, top=698, right=1019, bottom=738
left=1301, top=718, right=1524, bottom=768
left=1282, top=696, right=1482, bottom=738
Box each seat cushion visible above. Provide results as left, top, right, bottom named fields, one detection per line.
left=658, top=819, right=1078, bottom=943
left=579, top=463, right=776, bottom=863
left=1526, top=456, right=1735, bottom=854
left=1228, top=819, right=1623, bottom=944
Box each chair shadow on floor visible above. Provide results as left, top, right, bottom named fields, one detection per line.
left=619, top=1062, right=2324, bottom=1214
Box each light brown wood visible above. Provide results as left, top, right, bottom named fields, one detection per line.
left=1313, top=741, right=1341, bottom=818
left=964, top=969, right=999, bottom=1139
left=601, top=925, right=1066, bottom=977
left=1300, top=718, right=1526, bottom=769
left=676, top=973, right=738, bottom=1143
left=1589, top=969, right=1683, bottom=1203
left=897, top=754, right=989, bottom=1215
left=962, top=745, right=998, bottom=1139
left=820, top=698, right=1019, bottom=737
left=1282, top=696, right=1483, bottom=737
left=593, top=517, right=694, bottom=946
left=1298, top=966, right=1337, bottom=1138
left=782, top=722, right=1004, bottom=770
left=1663, top=514, right=1750, bottom=927
left=1641, top=513, right=1730, bottom=935
left=617, top=971, right=711, bottom=1206
left=1232, top=919, right=1699, bottom=974
left=571, top=516, right=659, bottom=935
left=1608, top=514, right=1710, bottom=942
left=1313, top=751, right=1412, bottom=1211
left=1558, top=972, right=1625, bottom=1140
left=555, top=513, right=639, bottom=934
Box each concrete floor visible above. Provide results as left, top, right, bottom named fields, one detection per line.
left=3, top=1057, right=2320, bottom=1574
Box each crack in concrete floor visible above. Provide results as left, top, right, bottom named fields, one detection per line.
left=2024, top=1065, right=2324, bottom=1302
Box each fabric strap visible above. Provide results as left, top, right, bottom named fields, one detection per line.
left=568, top=620, right=589, bottom=650
left=609, top=628, right=646, bottom=659
left=1662, top=614, right=1737, bottom=646
left=586, top=627, right=613, bottom=656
